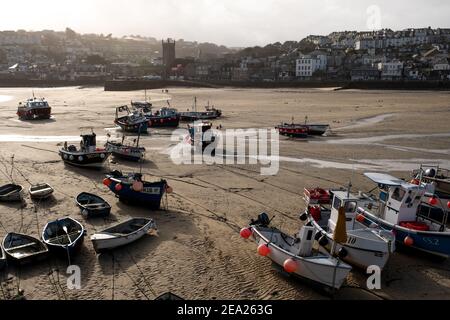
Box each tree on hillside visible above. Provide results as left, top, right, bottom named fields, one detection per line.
left=86, top=54, right=108, bottom=65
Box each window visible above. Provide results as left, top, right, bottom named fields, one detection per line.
left=391, top=187, right=406, bottom=202
left=345, top=201, right=357, bottom=213
left=333, top=197, right=342, bottom=210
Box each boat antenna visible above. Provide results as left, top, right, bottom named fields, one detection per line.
left=291, top=116, right=294, bottom=124
left=347, top=160, right=355, bottom=199
left=305, top=115, right=308, bottom=126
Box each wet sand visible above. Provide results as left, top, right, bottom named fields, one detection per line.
left=0, top=87, right=449, bottom=300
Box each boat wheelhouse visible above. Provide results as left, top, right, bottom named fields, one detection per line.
left=357, top=172, right=450, bottom=258
left=114, top=105, right=149, bottom=133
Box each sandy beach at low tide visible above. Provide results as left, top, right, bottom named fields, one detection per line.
left=0, top=86, right=449, bottom=300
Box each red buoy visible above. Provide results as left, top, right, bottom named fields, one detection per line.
left=115, top=184, right=123, bottom=192
left=410, top=179, right=420, bottom=185
left=356, top=214, right=365, bottom=223
left=404, top=236, right=414, bottom=247
left=240, top=228, right=252, bottom=239
left=103, top=178, right=112, bottom=187
left=428, top=197, right=438, bottom=206
left=447, top=201, right=450, bottom=210
left=257, top=244, right=271, bottom=257
left=283, top=258, right=298, bottom=273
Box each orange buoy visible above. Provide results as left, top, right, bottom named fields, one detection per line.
left=283, top=258, right=298, bottom=273
left=404, top=236, right=414, bottom=246
left=166, top=186, right=174, bottom=194
left=447, top=201, right=450, bottom=209
left=356, top=214, right=365, bottom=223
left=115, top=183, right=123, bottom=192
left=410, top=179, right=420, bottom=185
left=103, top=178, right=112, bottom=187
left=428, top=197, right=438, bottom=206
left=257, top=244, right=271, bottom=257
left=240, top=228, right=252, bottom=239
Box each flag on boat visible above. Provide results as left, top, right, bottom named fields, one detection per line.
left=333, top=206, right=348, bottom=244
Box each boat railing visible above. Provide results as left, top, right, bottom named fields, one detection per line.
left=417, top=200, right=449, bottom=229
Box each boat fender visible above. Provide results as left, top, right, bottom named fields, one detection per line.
left=299, top=213, right=308, bottom=221
left=318, top=235, right=329, bottom=247
left=69, top=155, right=74, bottom=161
left=338, top=247, right=348, bottom=258
left=100, top=153, right=106, bottom=159
left=315, top=232, right=323, bottom=241
left=78, top=156, right=84, bottom=162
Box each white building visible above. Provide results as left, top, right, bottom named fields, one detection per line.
left=377, top=61, right=404, bottom=80
left=433, top=63, right=450, bottom=71
left=296, top=55, right=327, bottom=78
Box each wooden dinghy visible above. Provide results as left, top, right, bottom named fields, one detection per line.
left=0, top=245, right=6, bottom=270
left=29, top=183, right=54, bottom=200
left=42, top=217, right=85, bottom=256
left=91, top=218, right=156, bottom=252
left=76, top=192, right=111, bottom=218
left=2, top=233, right=49, bottom=265
left=0, top=184, right=23, bottom=202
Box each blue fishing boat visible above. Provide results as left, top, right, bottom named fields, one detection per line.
left=103, top=171, right=171, bottom=209
left=42, top=217, right=86, bottom=257
left=357, top=172, right=450, bottom=259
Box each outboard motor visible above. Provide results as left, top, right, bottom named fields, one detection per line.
left=424, top=168, right=436, bottom=178
left=250, top=212, right=271, bottom=227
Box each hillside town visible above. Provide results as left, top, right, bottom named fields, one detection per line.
left=1, top=27, right=449, bottom=82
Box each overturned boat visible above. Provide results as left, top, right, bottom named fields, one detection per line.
left=302, top=188, right=395, bottom=270
left=42, top=217, right=86, bottom=256
left=17, top=97, right=51, bottom=120
left=115, top=105, right=148, bottom=133
left=59, top=132, right=110, bottom=168
left=76, top=192, right=111, bottom=218
left=90, top=218, right=156, bottom=252
left=357, top=172, right=450, bottom=259
left=29, top=183, right=54, bottom=200
left=0, top=184, right=23, bottom=202
left=2, top=233, right=49, bottom=265
left=242, top=213, right=352, bottom=290
left=103, top=171, right=171, bottom=209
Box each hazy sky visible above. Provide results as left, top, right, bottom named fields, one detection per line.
left=0, top=0, right=449, bottom=47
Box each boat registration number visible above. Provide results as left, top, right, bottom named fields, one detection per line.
left=142, top=187, right=160, bottom=195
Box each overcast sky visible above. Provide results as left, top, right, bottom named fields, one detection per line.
left=0, top=0, right=449, bottom=47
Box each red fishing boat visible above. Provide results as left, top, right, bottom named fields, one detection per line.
left=17, top=97, right=51, bottom=120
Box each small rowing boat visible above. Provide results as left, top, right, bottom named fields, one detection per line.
left=2, top=233, right=49, bottom=265
left=91, top=218, right=156, bottom=252
left=29, top=183, right=54, bottom=200
left=0, top=184, right=23, bottom=202
left=76, top=192, right=111, bottom=218
left=42, top=217, right=86, bottom=256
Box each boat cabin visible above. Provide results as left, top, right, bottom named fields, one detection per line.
left=327, top=190, right=376, bottom=233
left=364, top=172, right=448, bottom=230
left=22, top=98, right=49, bottom=109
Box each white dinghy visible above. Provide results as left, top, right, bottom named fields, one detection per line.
left=91, top=218, right=157, bottom=252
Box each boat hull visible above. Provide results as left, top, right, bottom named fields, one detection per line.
left=105, top=142, right=145, bottom=162
left=359, top=209, right=450, bottom=258
left=91, top=219, right=156, bottom=252
left=42, top=218, right=86, bottom=257
left=310, top=220, right=391, bottom=270
left=148, top=115, right=180, bottom=128
left=252, top=227, right=351, bottom=289
left=306, top=124, right=329, bottom=136
left=59, top=150, right=110, bottom=168
left=2, top=233, right=49, bottom=265
left=0, top=184, right=24, bottom=202
left=107, top=177, right=167, bottom=209
left=115, top=119, right=149, bottom=133
left=0, top=247, right=6, bottom=270
left=76, top=193, right=111, bottom=219
left=17, top=107, right=51, bottom=120
left=277, top=127, right=308, bottom=138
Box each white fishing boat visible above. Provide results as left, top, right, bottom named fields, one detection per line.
left=242, top=213, right=352, bottom=290
left=90, top=218, right=157, bottom=252
left=302, top=188, right=395, bottom=270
